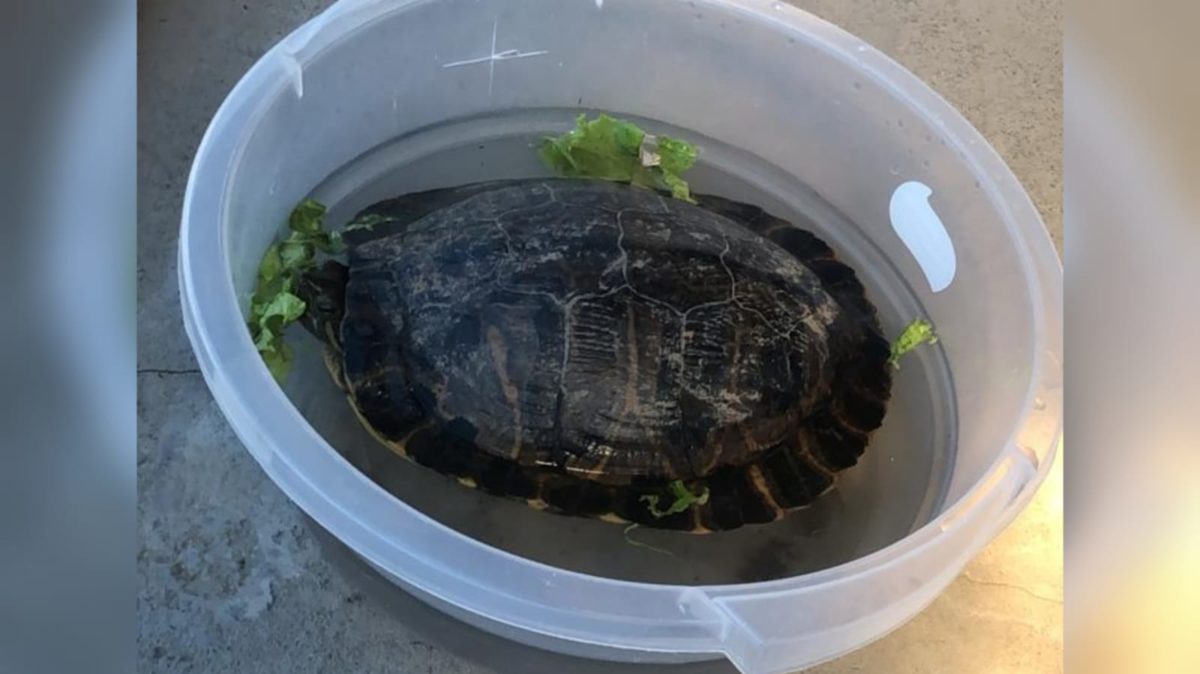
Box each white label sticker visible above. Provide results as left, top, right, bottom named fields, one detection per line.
left=889, top=181, right=957, bottom=292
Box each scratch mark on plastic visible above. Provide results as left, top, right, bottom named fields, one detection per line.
left=441, top=49, right=550, bottom=68
left=441, top=19, right=549, bottom=96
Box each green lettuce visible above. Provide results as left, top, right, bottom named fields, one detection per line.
left=248, top=198, right=340, bottom=383
left=538, top=114, right=699, bottom=202
left=640, top=480, right=710, bottom=518
left=888, top=318, right=938, bottom=369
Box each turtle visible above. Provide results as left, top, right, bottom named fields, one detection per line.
left=297, top=178, right=892, bottom=532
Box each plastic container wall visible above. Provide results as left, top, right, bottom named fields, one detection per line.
left=180, top=1, right=1062, bottom=672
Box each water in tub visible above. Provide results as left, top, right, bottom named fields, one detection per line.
left=278, top=110, right=954, bottom=584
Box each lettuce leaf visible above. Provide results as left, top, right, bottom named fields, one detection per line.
left=248, top=199, right=340, bottom=383
left=539, top=114, right=699, bottom=203
left=888, top=318, right=938, bottom=369
left=640, top=480, right=710, bottom=518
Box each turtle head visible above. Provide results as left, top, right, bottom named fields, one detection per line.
left=296, top=260, right=349, bottom=350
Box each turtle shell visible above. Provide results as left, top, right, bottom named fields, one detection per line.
left=322, top=179, right=891, bottom=532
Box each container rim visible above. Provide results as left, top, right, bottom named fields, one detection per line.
left=180, top=0, right=1061, bottom=651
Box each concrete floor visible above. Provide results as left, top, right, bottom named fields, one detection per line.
left=138, top=1, right=1062, bottom=672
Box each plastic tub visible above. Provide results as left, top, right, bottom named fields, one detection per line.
left=179, top=1, right=1062, bottom=672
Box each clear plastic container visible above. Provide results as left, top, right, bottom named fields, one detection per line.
left=178, top=1, right=1062, bottom=672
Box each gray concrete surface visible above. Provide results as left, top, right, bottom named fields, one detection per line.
left=138, top=1, right=1062, bottom=672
